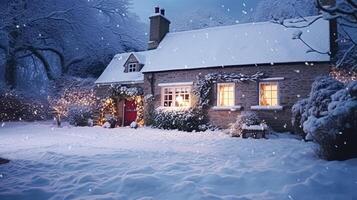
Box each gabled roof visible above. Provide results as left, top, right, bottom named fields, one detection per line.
left=142, top=16, right=331, bottom=72
left=96, top=16, right=331, bottom=84
left=95, top=52, right=148, bottom=85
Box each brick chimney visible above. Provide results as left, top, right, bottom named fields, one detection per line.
left=148, top=6, right=170, bottom=50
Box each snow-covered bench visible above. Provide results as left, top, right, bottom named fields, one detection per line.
left=242, top=124, right=268, bottom=139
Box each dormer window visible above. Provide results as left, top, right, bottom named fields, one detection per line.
left=128, top=63, right=137, bottom=72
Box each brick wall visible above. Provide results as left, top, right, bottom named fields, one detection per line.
left=143, top=63, right=331, bottom=132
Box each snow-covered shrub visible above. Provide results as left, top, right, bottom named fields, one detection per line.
left=303, top=81, right=357, bottom=160
left=292, top=76, right=357, bottom=160
left=306, top=77, right=344, bottom=118
left=49, top=76, right=97, bottom=124
left=152, top=108, right=209, bottom=132
left=291, top=99, right=308, bottom=137
left=67, top=106, right=93, bottom=127
left=291, top=76, right=344, bottom=137
left=228, top=112, right=262, bottom=137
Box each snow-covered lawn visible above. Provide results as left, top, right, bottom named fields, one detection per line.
left=0, top=122, right=356, bottom=200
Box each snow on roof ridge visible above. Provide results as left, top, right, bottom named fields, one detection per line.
left=166, top=15, right=321, bottom=37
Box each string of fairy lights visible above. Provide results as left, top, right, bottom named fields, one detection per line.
left=330, top=68, right=357, bottom=84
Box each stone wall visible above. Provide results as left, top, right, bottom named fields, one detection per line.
left=143, top=63, right=331, bottom=132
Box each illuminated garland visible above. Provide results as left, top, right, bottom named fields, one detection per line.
left=330, top=68, right=357, bottom=84
left=98, top=85, right=144, bottom=126
left=49, top=88, right=97, bottom=122
left=193, top=72, right=266, bottom=109
left=98, top=98, right=117, bottom=125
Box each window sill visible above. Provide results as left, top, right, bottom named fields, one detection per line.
left=156, top=106, right=191, bottom=111
left=212, top=105, right=242, bottom=111
left=250, top=105, right=283, bottom=111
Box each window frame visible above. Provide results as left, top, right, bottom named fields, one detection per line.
left=127, top=63, right=137, bottom=72
left=160, top=85, right=192, bottom=108
left=217, top=83, right=236, bottom=107
left=258, top=81, right=280, bottom=107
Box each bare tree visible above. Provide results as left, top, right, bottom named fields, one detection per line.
left=272, top=0, right=357, bottom=70
left=0, top=0, right=145, bottom=88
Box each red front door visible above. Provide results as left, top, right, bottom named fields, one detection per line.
left=124, top=100, right=137, bottom=126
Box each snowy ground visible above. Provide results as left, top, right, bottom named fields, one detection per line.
left=0, top=122, right=356, bottom=200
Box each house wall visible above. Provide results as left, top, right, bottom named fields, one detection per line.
left=143, top=63, right=331, bottom=132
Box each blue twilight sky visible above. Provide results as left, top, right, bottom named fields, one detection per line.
left=130, top=0, right=260, bottom=23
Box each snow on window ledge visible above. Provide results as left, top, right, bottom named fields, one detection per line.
left=156, top=106, right=191, bottom=112
left=250, top=105, right=283, bottom=111
left=212, top=105, right=242, bottom=111
left=242, top=124, right=268, bottom=131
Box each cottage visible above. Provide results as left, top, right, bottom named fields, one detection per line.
left=96, top=6, right=335, bottom=131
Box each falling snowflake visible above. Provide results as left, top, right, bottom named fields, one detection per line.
left=1, top=123, right=4, bottom=127
left=0, top=174, right=3, bottom=178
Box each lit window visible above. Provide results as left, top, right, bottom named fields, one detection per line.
left=162, top=86, right=191, bottom=108
left=259, top=82, right=279, bottom=106
left=128, top=63, right=137, bottom=72
left=217, top=83, right=235, bottom=107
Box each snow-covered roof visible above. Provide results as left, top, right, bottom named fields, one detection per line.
left=142, top=16, right=331, bottom=72
left=96, top=16, right=331, bottom=84
left=95, top=52, right=148, bottom=85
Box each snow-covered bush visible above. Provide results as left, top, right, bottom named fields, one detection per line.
left=292, top=76, right=357, bottom=160
left=306, top=77, right=344, bottom=118
left=291, top=76, right=344, bottom=137
left=291, top=99, right=308, bottom=137
left=303, top=81, right=357, bottom=160
left=152, top=108, right=209, bottom=132
left=49, top=76, right=97, bottom=124
left=228, top=112, right=262, bottom=137
left=67, top=106, right=93, bottom=127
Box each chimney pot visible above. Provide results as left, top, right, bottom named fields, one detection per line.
left=160, top=9, right=165, bottom=16
left=155, top=6, right=160, bottom=13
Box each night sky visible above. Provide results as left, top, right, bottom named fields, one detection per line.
left=131, top=0, right=260, bottom=23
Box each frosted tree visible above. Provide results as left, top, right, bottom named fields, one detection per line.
left=271, top=0, right=356, bottom=71
left=251, top=0, right=319, bottom=22
left=171, top=8, right=237, bottom=31
left=0, top=0, right=146, bottom=89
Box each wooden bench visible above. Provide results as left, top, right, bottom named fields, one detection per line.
left=242, top=124, right=268, bottom=139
